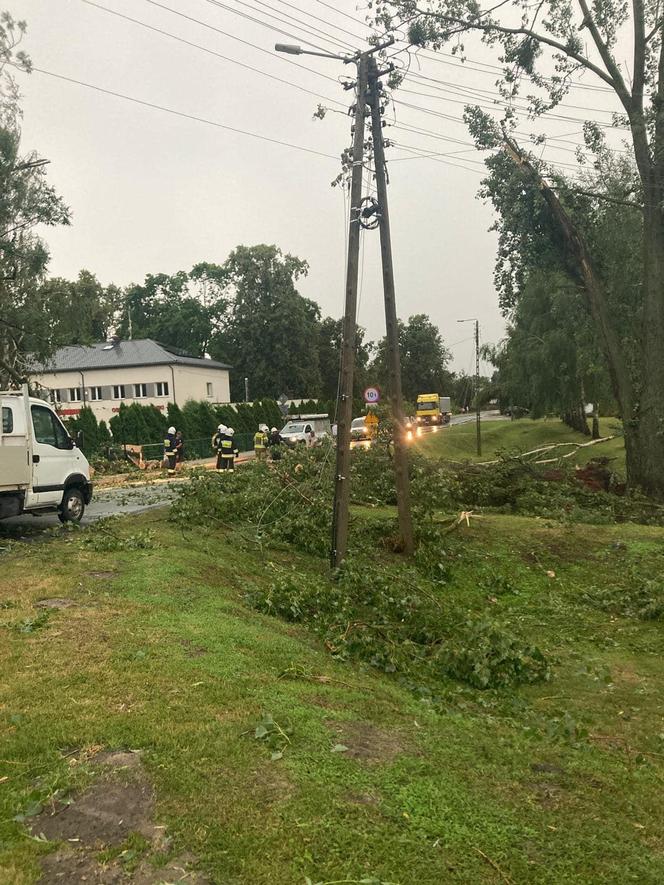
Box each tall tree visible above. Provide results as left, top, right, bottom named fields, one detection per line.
left=209, top=244, right=322, bottom=400
left=318, top=316, right=372, bottom=401
left=378, top=0, right=664, bottom=494
left=0, top=14, right=70, bottom=386
left=36, top=270, right=121, bottom=346
left=371, top=313, right=452, bottom=402
left=117, top=270, right=222, bottom=356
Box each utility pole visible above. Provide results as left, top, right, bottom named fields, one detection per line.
left=330, top=53, right=369, bottom=569
left=458, top=317, right=482, bottom=456
left=275, top=36, right=394, bottom=569
left=367, top=58, right=414, bottom=555
left=474, top=319, right=481, bottom=457
left=244, top=376, right=249, bottom=403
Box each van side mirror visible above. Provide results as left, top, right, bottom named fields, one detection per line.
left=75, top=430, right=84, bottom=448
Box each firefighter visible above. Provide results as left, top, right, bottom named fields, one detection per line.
left=268, top=426, right=283, bottom=461
left=254, top=423, right=268, bottom=459
left=212, top=423, right=227, bottom=471
left=164, top=425, right=178, bottom=475
left=221, top=427, right=239, bottom=472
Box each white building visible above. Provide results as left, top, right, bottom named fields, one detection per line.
left=32, top=338, right=231, bottom=424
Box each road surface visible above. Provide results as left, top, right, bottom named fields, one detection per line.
left=0, top=483, right=177, bottom=539
left=449, top=410, right=507, bottom=426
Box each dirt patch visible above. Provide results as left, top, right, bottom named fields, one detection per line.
left=531, top=762, right=565, bottom=775
left=179, top=638, right=208, bottom=658
left=611, top=664, right=644, bottom=686
left=529, top=781, right=566, bottom=809
left=344, top=791, right=381, bottom=806
left=88, top=571, right=117, bottom=580
left=34, top=598, right=76, bottom=610
left=39, top=849, right=208, bottom=884
left=325, top=720, right=406, bottom=763
left=33, top=780, right=155, bottom=846
left=31, top=750, right=209, bottom=884
left=307, top=694, right=343, bottom=710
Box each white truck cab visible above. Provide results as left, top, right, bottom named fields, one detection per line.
left=0, top=385, right=93, bottom=523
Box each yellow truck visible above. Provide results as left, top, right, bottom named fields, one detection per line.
left=416, top=394, right=451, bottom=427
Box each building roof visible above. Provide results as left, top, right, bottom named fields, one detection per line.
left=35, top=339, right=231, bottom=373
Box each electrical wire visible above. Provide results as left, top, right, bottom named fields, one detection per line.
left=202, top=0, right=346, bottom=54
left=17, top=65, right=339, bottom=160
left=237, top=0, right=359, bottom=52
left=141, top=0, right=339, bottom=84
left=272, top=0, right=372, bottom=44
left=80, top=0, right=347, bottom=109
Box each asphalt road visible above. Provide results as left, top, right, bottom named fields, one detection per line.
left=449, top=410, right=507, bottom=426
left=0, top=483, right=177, bottom=538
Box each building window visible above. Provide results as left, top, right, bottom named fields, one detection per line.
left=69, top=387, right=82, bottom=402
left=206, top=382, right=213, bottom=397
left=90, top=386, right=103, bottom=401
left=156, top=381, right=169, bottom=397
left=134, top=383, right=148, bottom=398
left=51, top=389, right=61, bottom=404
left=113, top=385, right=126, bottom=400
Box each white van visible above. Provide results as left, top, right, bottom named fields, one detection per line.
left=0, top=386, right=93, bottom=523
left=280, top=413, right=332, bottom=447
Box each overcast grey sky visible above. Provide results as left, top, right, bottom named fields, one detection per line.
left=16, top=0, right=624, bottom=374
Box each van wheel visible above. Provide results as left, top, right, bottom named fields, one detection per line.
left=58, top=488, right=85, bottom=523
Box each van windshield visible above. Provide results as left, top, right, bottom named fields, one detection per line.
left=283, top=423, right=305, bottom=433
left=351, top=418, right=366, bottom=429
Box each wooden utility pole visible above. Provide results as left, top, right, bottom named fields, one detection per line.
left=368, top=58, right=414, bottom=555
left=330, top=54, right=369, bottom=569
left=474, top=319, right=482, bottom=457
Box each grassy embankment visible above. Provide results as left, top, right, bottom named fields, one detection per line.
left=1, top=502, right=663, bottom=884
left=416, top=417, right=626, bottom=472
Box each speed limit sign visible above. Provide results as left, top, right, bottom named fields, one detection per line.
left=364, top=386, right=380, bottom=404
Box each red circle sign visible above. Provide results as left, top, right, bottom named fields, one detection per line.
left=364, top=386, right=380, bottom=404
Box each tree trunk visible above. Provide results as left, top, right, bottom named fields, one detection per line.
left=561, top=403, right=591, bottom=435
left=622, top=206, right=664, bottom=496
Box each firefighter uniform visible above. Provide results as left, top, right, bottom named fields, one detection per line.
left=212, top=429, right=226, bottom=471
left=164, top=429, right=178, bottom=475
left=253, top=428, right=268, bottom=458
left=220, top=434, right=239, bottom=472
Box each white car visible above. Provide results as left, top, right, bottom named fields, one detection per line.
left=280, top=414, right=331, bottom=447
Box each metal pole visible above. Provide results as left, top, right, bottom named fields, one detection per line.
left=330, top=54, right=368, bottom=569
left=475, top=320, right=482, bottom=457
left=368, top=58, right=414, bottom=555
left=244, top=376, right=249, bottom=403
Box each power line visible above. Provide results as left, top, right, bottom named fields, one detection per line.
left=80, top=0, right=346, bottom=108
left=141, top=0, right=339, bottom=85
left=402, top=69, right=619, bottom=117
left=201, top=0, right=346, bottom=54
left=18, top=65, right=339, bottom=160
left=272, top=0, right=370, bottom=44
left=243, top=0, right=359, bottom=52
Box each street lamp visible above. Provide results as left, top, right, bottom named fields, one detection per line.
left=457, top=318, right=482, bottom=456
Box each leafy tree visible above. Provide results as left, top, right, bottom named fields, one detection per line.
left=116, top=270, right=222, bottom=356
left=209, top=244, right=322, bottom=400
left=36, top=270, right=120, bottom=346
left=377, top=0, right=664, bottom=494
left=0, top=15, right=70, bottom=386
left=317, top=316, right=373, bottom=400
left=370, top=314, right=452, bottom=403
left=65, top=407, right=109, bottom=456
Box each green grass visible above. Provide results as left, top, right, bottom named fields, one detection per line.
left=416, top=417, right=626, bottom=472
left=1, top=508, right=664, bottom=883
